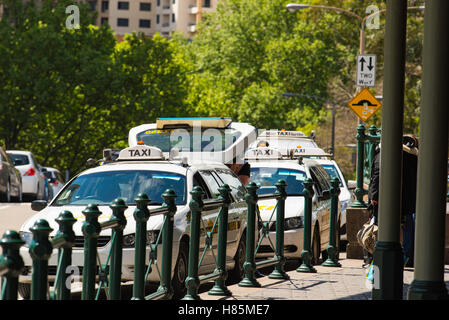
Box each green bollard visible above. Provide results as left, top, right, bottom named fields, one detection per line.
left=108, top=199, right=128, bottom=300
left=29, top=219, right=53, bottom=300
left=0, top=230, right=25, bottom=300
left=183, top=186, right=204, bottom=300
left=322, top=178, right=342, bottom=267
left=238, top=182, right=262, bottom=287
left=269, top=180, right=290, bottom=280
left=351, top=123, right=367, bottom=207
left=81, top=204, right=101, bottom=300
left=54, top=211, right=76, bottom=300
left=132, top=193, right=151, bottom=300
left=209, top=184, right=232, bottom=296
left=297, top=178, right=317, bottom=273
left=155, top=189, right=177, bottom=300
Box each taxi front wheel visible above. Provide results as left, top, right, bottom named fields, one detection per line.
left=311, top=227, right=321, bottom=265
left=172, top=241, right=188, bottom=299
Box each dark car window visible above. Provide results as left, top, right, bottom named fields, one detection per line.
left=250, top=167, right=307, bottom=196
left=199, top=170, right=221, bottom=199
left=7, top=153, right=30, bottom=166
left=214, top=168, right=246, bottom=202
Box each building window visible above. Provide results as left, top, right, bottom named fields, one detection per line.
left=117, top=1, right=129, bottom=10
left=88, top=0, right=97, bottom=11
left=203, top=0, right=211, bottom=8
left=117, top=18, right=129, bottom=27
left=156, top=14, right=160, bottom=24
left=101, top=1, right=109, bottom=12
left=101, top=17, right=109, bottom=26
left=139, top=19, right=151, bottom=28
left=171, top=13, right=175, bottom=23
left=140, top=2, right=151, bottom=11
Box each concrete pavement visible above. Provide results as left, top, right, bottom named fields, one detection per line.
left=199, top=253, right=449, bottom=300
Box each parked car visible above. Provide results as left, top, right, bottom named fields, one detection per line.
left=18, top=145, right=249, bottom=299
left=246, top=146, right=341, bottom=264
left=6, top=150, right=45, bottom=201
left=42, top=167, right=65, bottom=199
left=0, top=147, right=23, bottom=202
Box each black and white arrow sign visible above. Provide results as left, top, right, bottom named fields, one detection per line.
left=356, top=54, right=376, bottom=87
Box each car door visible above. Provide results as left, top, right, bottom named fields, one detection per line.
left=213, top=167, right=247, bottom=261
left=0, top=149, right=8, bottom=194
left=309, top=166, right=331, bottom=250
left=195, top=170, right=223, bottom=270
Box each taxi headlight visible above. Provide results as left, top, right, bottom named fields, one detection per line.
left=123, top=231, right=160, bottom=248
left=19, top=231, right=33, bottom=247
left=284, top=217, right=304, bottom=230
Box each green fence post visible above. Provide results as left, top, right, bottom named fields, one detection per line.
left=54, top=211, right=76, bottom=300
left=297, top=178, right=317, bottom=273
left=183, top=186, right=204, bottom=300
left=29, top=219, right=53, bottom=300
left=132, top=193, right=151, bottom=300
left=109, top=199, right=128, bottom=300
left=156, top=189, right=177, bottom=300
left=269, top=180, right=290, bottom=279
left=322, top=178, right=342, bottom=267
left=209, top=184, right=232, bottom=296
left=239, top=182, right=262, bottom=287
left=352, top=123, right=367, bottom=207
left=81, top=204, right=101, bottom=300
left=0, top=230, right=25, bottom=300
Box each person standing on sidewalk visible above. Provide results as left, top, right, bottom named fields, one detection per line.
left=401, top=134, right=418, bottom=268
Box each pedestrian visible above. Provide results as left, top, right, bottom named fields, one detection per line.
left=401, top=134, right=418, bottom=268
left=227, top=158, right=251, bottom=186
left=364, top=143, right=380, bottom=267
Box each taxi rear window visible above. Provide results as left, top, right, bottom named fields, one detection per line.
left=53, top=170, right=187, bottom=206
left=136, top=128, right=241, bottom=152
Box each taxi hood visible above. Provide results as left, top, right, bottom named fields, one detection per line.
left=20, top=204, right=189, bottom=237
left=257, top=196, right=315, bottom=222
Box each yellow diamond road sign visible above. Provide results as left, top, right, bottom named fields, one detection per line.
left=347, top=88, right=382, bottom=122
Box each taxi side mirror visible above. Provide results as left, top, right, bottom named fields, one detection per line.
left=320, top=190, right=331, bottom=201
left=31, top=200, right=47, bottom=212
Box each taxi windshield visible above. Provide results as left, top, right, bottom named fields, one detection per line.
left=136, top=128, right=241, bottom=152
left=250, top=167, right=306, bottom=196
left=53, top=170, right=187, bottom=206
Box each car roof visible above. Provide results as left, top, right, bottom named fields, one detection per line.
left=6, top=150, right=33, bottom=155
left=78, top=159, right=230, bottom=177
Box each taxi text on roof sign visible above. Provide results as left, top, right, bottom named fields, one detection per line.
left=259, top=130, right=306, bottom=138
left=347, top=88, right=382, bottom=122
left=118, top=145, right=165, bottom=161
left=289, top=147, right=331, bottom=158
left=244, top=147, right=283, bottom=160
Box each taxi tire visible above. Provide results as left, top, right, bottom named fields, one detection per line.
left=172, top=240, right=188, bottom=299
left=18, top=283, right=30, bottom=300
left=311, top=226, right=321, bottom=265
left=228, top=232, right=246, bottom=284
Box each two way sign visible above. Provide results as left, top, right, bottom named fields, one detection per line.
left=356, top=54, right=376, bottom=87
left=347, top=88, right=382, bottom=122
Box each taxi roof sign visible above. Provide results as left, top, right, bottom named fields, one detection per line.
left=258, top=130, right=307, bottom=138
left=244, top=147, right=283, bottom=160
left=117, top=145, right=165, bottom=161
left=156, top=117, right=232, bottom=129
left=289, top=147, right=331, bottom=158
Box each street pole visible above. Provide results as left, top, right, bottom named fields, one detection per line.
left=408, top=0, right=449, bottom=300
left=371, top=0, right=407, bottom=300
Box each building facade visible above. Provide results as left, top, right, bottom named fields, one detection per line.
left=85, top=0, right=219, bottom=38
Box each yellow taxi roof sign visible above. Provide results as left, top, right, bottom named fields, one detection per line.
left=156, top=117, right=232, bottom=129
left=347, top=88, right=382, bottom=122
left=118, top=145, right=165, bottom=161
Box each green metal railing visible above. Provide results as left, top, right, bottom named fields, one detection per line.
left=352, top=124, right=381, bottom=207
left=0, top=178, right=343, bottom=300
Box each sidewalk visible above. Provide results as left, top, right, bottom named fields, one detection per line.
left=199, top=253, right=449, bottom=300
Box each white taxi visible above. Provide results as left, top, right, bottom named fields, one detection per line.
left=249, top=130, right=320, bottom=155
left=18, top=145, right=248, bottom=299
left=246, top=146, right=340, bottom=264
left=128, top=117, right=257, bottom=164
